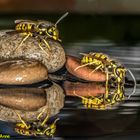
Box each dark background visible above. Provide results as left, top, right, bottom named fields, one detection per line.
left=0, top=0, right=140, bottom=139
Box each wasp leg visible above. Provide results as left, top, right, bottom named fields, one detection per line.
left=37, top=107, right=46, bottom=120
left=73, top=90, right=88, bottom=107
left=14, top=111, right=29, bottom=129
left=42, top=38, right=51, bottom=50
left=41, top=114, right=49, bottom=126
left=37, top=107, right=50, bottom=127
left=74, top=61, right=96, bottom=71
left=73, top=90, right=85, bottom=100
left=38, top=42, right=49, bottom=55
left=89, top=64, right=102, bottom=75
left=74, top=63, right=90, bottom=71
left=44, top=118, right=59, bottom=137
left=13, top=33, right=31, bottom=53
left=58, top=38, right=62, bottom=42
left=45, top=126, right=55, bottom=137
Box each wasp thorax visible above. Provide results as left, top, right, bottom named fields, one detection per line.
left=36, top=22, right=59, bottom=41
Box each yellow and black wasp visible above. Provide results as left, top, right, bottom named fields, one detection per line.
left=14, top=109, right=59, bottom=137
left=74, top=52, right=137, bottom=110
left=12, top=12, right=68, bottom=54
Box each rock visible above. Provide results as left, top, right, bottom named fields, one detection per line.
left=0, top=59, right=48, bottom=85
left=0, top=30, right=66, bottom=73
left=0, top=83, right=65, bottom=122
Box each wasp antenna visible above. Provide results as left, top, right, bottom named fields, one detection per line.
left=73, top=90, right=83, bottom=98
left=54, top=118, right=60, bottom=124
left=127, top=69, right=137, bottom=99
left=55, top=12, right=69, bottom=26
left=74, top=62, right=91, bottom=71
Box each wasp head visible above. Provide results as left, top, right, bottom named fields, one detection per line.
left=46, top=26, right=60, bottom=41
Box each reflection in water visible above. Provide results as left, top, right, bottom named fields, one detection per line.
left=63, top=81, right=105, bottom=96
left=58, top=39, right=140, bottom=138
left=65, top=49, right=127, bottom=110
left=0, top=38, right=140, bottom=139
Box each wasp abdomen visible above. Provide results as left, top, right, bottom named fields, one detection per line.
left=15, top=23, right=34, bottom=32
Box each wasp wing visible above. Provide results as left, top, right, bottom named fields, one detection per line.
left=15, top=20, right=38, bottom=25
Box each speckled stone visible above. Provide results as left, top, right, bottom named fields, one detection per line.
left=0, top=83, right=65, bottom=122
left=0, top=30, right=66, bottom=73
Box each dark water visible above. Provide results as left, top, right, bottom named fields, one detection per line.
left=0, top=14, right=140, bottom=139
left=0, top=40, right=140, bottom=140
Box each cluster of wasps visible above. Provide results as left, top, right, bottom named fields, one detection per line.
left=74, top=52, right=137, bottom=110
left=11, top=13, right=69, bottom=137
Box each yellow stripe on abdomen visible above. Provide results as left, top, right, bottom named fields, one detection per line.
left=16, top=23, right=33, bottom=32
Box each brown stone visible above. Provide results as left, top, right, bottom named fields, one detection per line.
left=0, top=59, right=48, bottom=85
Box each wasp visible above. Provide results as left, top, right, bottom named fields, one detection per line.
left=14, top=108, right=59, bottom=137
left=74, top=52, right=136, bottom=110
left=13, top=12, right=68, bottom=54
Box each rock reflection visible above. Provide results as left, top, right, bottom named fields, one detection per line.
left=64, top=81, right=105, bottom=97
